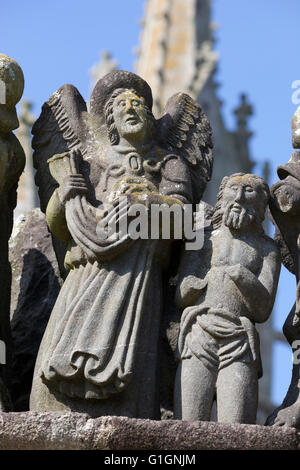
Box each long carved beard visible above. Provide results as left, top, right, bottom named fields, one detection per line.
left=223, top=204, right=255, bottom=230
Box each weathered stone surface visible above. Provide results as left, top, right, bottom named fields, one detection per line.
left=0, top=412, right=298, bottom=450
left=9, top=209, right=62, bottom=411
left=30, top=69, right=213, bottom=418
left=0, top=54, right=26, bottom=411
left=266, top=106, right=300, bottom=429
left=174, top=173, right=280, bottom=424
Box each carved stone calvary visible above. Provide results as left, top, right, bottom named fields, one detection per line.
left=30, top=70, right=213, bottom=418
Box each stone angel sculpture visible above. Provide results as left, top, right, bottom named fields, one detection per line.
left=29, top=70, right=213, bottom=418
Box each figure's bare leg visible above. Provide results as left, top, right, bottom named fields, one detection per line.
left=216, top=361, right=258, bottom=424
left=174, top=355, right=217, bottom=421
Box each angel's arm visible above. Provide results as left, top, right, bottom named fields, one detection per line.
left=175, top=232, right=211, bottom=309
left=46, top=189, right=71, bottom=242
left=46, top=168, right=89, bottom=242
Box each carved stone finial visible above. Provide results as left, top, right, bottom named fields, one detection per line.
left=233, top=94, right=254, bottom=172
left=234, top=93, right=253, bottom=132
left=89, top=51, right=118, bottom=92
left=15, top=101, right=38, bottom=219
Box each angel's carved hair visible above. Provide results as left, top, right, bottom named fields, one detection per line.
left=212, top=172, right=270, bottom=230
left=104, top=87, right=155, bottom=145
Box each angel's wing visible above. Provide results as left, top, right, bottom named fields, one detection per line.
left=156, top=92, right=213, bottom=203
left=32, top=84, right=88, bottom=213
left=32, top=84, right=92, bottom=277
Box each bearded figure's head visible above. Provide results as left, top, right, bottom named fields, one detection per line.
left=212, top=173, right=270, bottom=232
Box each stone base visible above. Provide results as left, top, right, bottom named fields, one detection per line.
left=0, top=412, right=298, bottom=450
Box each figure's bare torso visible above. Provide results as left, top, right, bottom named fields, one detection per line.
left=199, top=227, right=264, bottom=316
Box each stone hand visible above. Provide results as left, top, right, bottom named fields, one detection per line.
left=226, top=264, right=243, bottom=282
left=58, top=174, right=88, bottom=205
left=113, top=176, right=158, bottom=197
left=175, top=275, right=208, bottom=309
left=273, top=403, right=300, bottom=429
left=121, top=182, right=158, bottom=197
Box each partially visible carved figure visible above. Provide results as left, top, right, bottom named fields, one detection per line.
left=266, top=106, right=300, bottom=430
left=0, top=55, right=26, bottom=410
left=174, top=173, right=280, bottom=423
left=30, top=70, right=213, bottom=418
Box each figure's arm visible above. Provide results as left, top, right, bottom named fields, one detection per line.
left=46, top=189, right=71, bottom=242
left=226, top=244, right=281, bottom=323
left=175, top=273, right=208, bottom=310
left=46, top=173, right=88, bottom=242
left=175, top=235, right=210, bottom=309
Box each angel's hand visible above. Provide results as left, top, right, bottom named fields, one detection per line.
left=120, top=182, right=158, bottom=196
left=57, top=174, right=88, bottom=205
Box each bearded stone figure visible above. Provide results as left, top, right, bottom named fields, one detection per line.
left=174, top=173, right=280, bottom=424
left=29, top=70, right=213, bottom=418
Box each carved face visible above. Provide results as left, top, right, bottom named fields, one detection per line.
left=112, top=91, right=152, bottom=143
left=221, top=175, right=265, bottom=230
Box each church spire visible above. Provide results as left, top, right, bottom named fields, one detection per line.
left=89, top=51, right=118, bottom=93
left=136, top=0, right=216, bottom=116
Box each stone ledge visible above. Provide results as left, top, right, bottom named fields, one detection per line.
left=0, top=412, right=299, bottom=450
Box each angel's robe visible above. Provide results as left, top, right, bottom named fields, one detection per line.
left=31, top=144, right=193, bottom=418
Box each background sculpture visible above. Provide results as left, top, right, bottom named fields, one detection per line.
left=266, top=106, right=300, bottom=430
left=0, top=54, right=25, bottom=410
left=30, top=70, right=213, bottom=418
left=174, top=173, right=280, bottom=423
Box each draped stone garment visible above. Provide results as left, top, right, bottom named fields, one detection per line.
left=178, top=305, right=261, bottom=374
left=41, top=238, right=158, bottom=400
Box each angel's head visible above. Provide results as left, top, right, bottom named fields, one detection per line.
left=104, top=88, right=156, bottom=146
left=212, top=173, right=269, bottom=232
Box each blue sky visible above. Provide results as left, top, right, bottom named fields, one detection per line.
left=2, top=0, right=300, bottom=406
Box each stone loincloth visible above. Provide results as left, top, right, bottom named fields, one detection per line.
left=177, top=305, right=262, bottom=375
